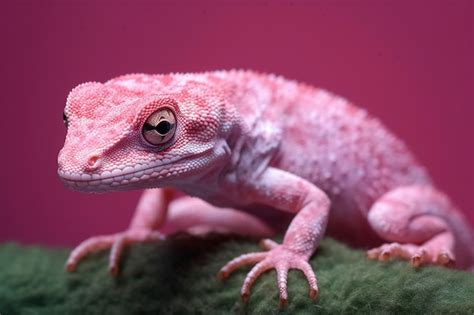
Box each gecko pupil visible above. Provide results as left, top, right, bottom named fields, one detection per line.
left=156, top=121, right=171, bottom=134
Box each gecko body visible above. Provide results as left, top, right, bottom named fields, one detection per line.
left=58, top=70, right=474, bottom=306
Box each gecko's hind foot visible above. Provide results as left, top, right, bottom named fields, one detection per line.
left=367, top=242, right=455, bottom=268
left=218, top=242, right=318, bottom=308
left=66, top=229, right=164, bottom=275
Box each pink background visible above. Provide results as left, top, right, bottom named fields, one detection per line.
left=1, top=1, right=472, bottom=247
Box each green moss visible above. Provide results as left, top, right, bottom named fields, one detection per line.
left=0, top=236, right=473, bottom=314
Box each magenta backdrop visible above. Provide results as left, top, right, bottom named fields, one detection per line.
left=1, top=1, right=472, bottom=247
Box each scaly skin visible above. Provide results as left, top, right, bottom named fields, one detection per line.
left=58, top=70, right=474, bottom=307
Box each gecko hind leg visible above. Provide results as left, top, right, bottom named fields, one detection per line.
left=367, top=185, right=456, bottom=268
left=159, top=197, right=275, bottom=238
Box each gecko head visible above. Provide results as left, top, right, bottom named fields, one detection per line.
left=57, top=78, right=239, bottom=193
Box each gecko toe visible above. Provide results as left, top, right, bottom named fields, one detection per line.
left=259, top=239, right=278, bottom=251
left=436, top=251, right=455, bottom=267
left=294, top=259, right=318, bottom=300
left=411, top=249, right=428, bottom=268
left=218, top=252, right=266, bottom=280
left=367, top=248, right=380, bottom=260
left=369, top=242, right=457, bottom=269
left=65, top=261, right=76, bottom=272
left=240, top=261, right=272, bottom=300
left=276, top=265, right=289, bottom=308
left=380, top=250, right=391, bottom=261
left=66, top=229, right=163, bottom=275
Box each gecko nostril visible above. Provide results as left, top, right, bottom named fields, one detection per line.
left=86, top=155, right=100, bottom=170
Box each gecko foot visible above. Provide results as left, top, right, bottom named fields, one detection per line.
left=218, top=241, right=318, bottom=308
left=367, top=242, right=455, bottom=268
left=66, top=229, right=165, bottom=276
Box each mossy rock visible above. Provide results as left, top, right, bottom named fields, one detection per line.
left=0, top=236, right=473, bottom=314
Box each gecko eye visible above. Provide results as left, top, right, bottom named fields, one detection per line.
left=142, top=108, right=176, bottom=146
left=63, top=112, right=68, bottom=127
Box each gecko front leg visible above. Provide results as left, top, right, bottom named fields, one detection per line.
left=66, top=188, right=274, bottom=275
left=218, top=167, right=331, bottom=307
left=66, top=188, right=172, bottom=275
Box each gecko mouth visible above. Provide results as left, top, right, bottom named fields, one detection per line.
left=57, top=158, right=184, bottom=192
left=57, top=148, right=217, bottom=192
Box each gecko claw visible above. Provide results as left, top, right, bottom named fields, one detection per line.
left=279, top=297, right=288, bottom=309
left=368, top=242, right=456, bottom=268
left=65, top=261, right=76, bottom=272
left=410, top=249, right=427, bottom=268
left=109, top=265, right=119, bottom=277
left=66, top=229, right=164, bottom=274
left=380, top=250, right=391, bottom=261
left=411, top=255, right=422, bottom=267
left=309, top=288, right=318, bottom=300
left=217, top=270, right=228, bottom=280
left=220, top=242, right=319, bottom=306
left=241, top=292, right=250, bottom=303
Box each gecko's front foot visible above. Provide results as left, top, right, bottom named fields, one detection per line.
left=218, top=239, right=318, bottom=308
left=66, top=229, right=165, bottom=276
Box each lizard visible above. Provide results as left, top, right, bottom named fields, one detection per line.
left=57, top=70, right=474, bottom=307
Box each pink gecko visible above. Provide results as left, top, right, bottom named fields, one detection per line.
left=57, top=70, right=474, bottom=307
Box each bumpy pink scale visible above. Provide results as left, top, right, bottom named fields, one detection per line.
left=58, top=70, right=474, bottom=307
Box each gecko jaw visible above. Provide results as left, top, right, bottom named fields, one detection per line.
left=57, top=158, right=182, bottom=192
